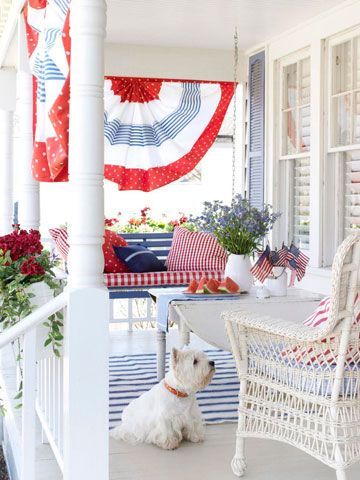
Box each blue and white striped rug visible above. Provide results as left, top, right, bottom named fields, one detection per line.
left=109, top=350, right=239, bottom=429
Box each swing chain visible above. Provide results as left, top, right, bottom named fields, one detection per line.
left=232, top=27, right=238, bottom=199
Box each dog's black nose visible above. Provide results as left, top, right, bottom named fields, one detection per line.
left=209, top=361, right=215, bottom=367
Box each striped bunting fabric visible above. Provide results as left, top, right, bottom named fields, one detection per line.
left=109, top=350, right=239, bottom=429
left=25, top=1, right=234, bottom=191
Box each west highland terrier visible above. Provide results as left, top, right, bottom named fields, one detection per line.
left=110, top=348, right=215, bottom=450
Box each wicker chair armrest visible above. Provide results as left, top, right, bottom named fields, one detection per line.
left=222, top=309, right=335, bottom=343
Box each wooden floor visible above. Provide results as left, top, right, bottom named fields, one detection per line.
left=29, top=328, right=360, bottom=479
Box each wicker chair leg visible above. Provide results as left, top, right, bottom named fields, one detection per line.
left=335, top=469, right=347, bottom=480
left=231, top=433, right=247, bottom=477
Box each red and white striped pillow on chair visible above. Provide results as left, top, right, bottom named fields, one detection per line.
left=166, top=226, right=227, bottom=272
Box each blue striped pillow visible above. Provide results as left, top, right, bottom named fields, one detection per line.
left=113, top=245, right=167, bottom=273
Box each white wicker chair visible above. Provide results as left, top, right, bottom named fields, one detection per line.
left=224, top=233, right=360, bottom=480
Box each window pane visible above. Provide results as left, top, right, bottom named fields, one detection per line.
left=299, top=57, right=311, bottom=105
left=355, top=36, right=360, bottom=90
left=299, top=106, right=311, bottom=152
left=283, top=110, right=297, bottom=155
left=293, top=157, right=310, bottom=249
left=283, top=63, right=297, bottom=109
left=354, top=92, right=360, bottom=144
left=332, top=40, right=352, bottom=94
left=332, top=94, right=351, bottom=146
left=344, top=150, right=360, bottom=235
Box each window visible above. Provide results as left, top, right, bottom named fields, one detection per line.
left=278, top=51, right=311, bottom=250
left=327, top=30, right=360, bottom=244
left=329, top=35, right=360, bottom=148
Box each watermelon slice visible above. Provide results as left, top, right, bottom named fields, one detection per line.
left=184, top=279, right=198, bottom=294
left=218, top=277, right=241, bottom=294
left=203, top=278, right=220, bottom=294
left=196, top=277, right=208, bottom=294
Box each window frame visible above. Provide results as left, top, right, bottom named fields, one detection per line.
left=327, top=26, right=360, bottom=153
left=276, top=48, right=311, bottom=250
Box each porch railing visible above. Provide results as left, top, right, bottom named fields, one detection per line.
left=0, top=291, right=67, bottom=480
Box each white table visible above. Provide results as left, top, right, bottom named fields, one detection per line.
left=149, top=288, right=323, bottom=380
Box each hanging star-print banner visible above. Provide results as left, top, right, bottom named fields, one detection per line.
left=24, top=1, right=234, bottom=191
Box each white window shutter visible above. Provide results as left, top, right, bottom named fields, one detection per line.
left=248, top=51, right=265, bottom=210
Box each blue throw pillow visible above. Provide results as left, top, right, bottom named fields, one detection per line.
left=113, top=245, right=167, bottom=273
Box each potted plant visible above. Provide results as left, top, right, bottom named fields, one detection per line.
left=189, top=195, right=280, bottom=290
left=0, top=227, right=63, bottom=405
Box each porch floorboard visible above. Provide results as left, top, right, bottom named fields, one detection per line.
left=18, top=329, right=360, bottom=479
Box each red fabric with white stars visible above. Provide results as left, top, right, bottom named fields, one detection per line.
left=105, top=270, right=224, bottom=288
left=25, top=5, right=71, bottom=182
left=103, top=229, right=129, bottom=273
left=49, top=227, right=129, bottom=273
left=166, top=226, right=228, bottom=272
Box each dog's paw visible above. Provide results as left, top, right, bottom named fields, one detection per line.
left=183, top=425, right=205, bottom=443
left=156, top=437, right=181, bottom=450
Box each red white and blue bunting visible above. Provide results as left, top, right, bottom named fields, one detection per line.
left=24, top=1, right=234, bottom=191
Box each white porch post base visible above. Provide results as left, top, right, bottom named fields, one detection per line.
left=63, top=287, right=109, bottom=480
left=0, top=109, right=13, bottom=235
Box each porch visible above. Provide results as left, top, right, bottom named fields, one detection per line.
left=4, top=328, right=358, bottom=480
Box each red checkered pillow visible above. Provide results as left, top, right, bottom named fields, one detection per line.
left=166, top=226, right=227, bottom=271
left=49, top=228, right=129, bottom=273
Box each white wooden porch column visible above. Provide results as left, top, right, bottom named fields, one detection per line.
left=63, top=0, right=108, bottom=479
left=0, top=109, right=13, bottom=235
left=16, top=16, right=40, bottom=230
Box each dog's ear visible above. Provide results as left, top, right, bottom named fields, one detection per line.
left=171, top=347, right=179, bottom=365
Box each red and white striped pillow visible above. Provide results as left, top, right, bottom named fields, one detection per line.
left=166, top=226, right=227, bottom=272
left=49, top=228, right=69, bottom=261
left=49, top=228, right=129, bottom=273
left=303, top=294, right=360, bottom=327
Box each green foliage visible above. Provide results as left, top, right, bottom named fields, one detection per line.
left=0, top=230, right=64, bottom=412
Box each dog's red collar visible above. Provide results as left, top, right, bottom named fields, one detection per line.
left=164, top=381, right=188, bottom=398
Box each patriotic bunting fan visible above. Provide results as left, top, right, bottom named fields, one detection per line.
left=24, top=0, right=234, bottom=192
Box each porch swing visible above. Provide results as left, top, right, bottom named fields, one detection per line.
left=45, top=24, right=241, bottom=320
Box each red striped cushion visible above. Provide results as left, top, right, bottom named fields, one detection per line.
left=49, top=228, right=69, bottom=261
left=281, top=293, right=360, bottom=366
left=49, top=228, right=129, bottom=273
left=303, top=294, right=360, bottom=327
left=166, top=226, right=227, bottom=271
left=105, top=270, right=224, bottom=288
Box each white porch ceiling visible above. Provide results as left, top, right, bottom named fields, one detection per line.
left=106, top=0, right=345, bottom=50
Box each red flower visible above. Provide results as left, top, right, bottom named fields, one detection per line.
left=105, top=218, right=118, bottom=227
left=169, top=220, right=180, bottom=227
left=20, top=257, right=45, bottom=276
left=0, top=228, right=43, bottom=261
left=179, top=216, right=187, bottom=224
left=129, top=218, right=141, bottom=226
left=140, top=207, right=150, bottom=217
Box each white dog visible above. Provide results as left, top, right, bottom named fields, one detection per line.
left=110, top=348, right=215, bottom=450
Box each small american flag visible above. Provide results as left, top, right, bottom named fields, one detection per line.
left=250, top=245, right=273, bottom=283
left=289, top=243, right=309, bottom=281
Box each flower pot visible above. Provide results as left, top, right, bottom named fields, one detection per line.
left=26, top=282, right=55, bottom=358
left=265, top=267, right=287, bottom=297
left=26, top=281, right=54, bottom=307
left=224, top=254, right=253, bottom=292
